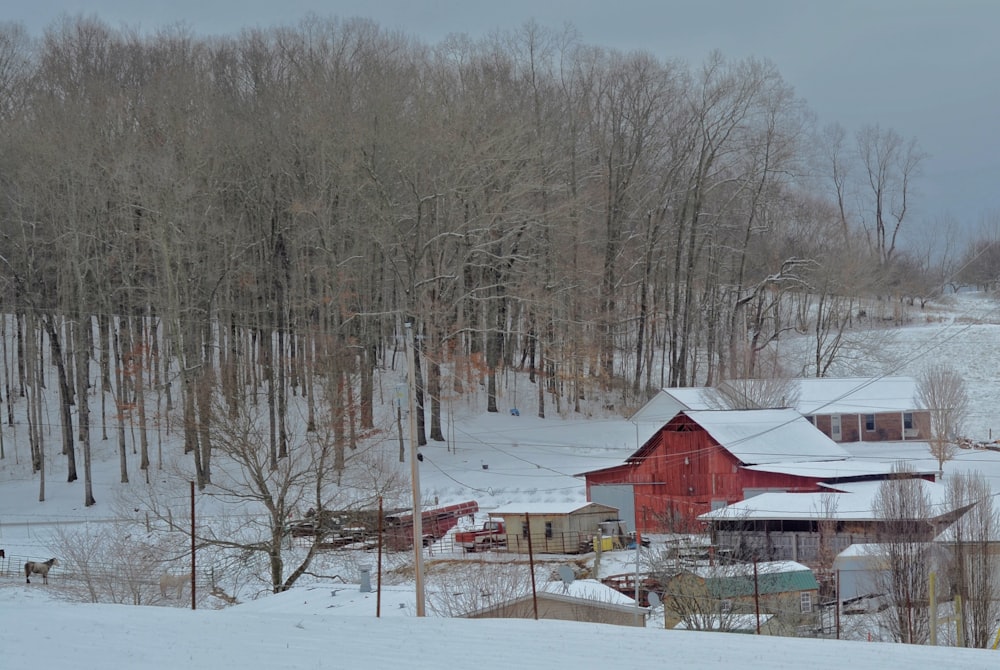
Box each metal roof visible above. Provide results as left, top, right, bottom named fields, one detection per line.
left=794, top=376, right=921, bottom=414
left=698, top=479, right=953, bottom=522
left=682, top=409, right=850, bottom=465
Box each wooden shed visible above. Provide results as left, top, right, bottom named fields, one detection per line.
left=489, top=502, right=621, bottom=554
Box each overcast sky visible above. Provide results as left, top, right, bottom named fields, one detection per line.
left=9, top=1, right=1000, bottom=240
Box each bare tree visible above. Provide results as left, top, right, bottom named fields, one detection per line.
left=132, top=396, right=404, bottom=594
left=712, top=376, right=800, bottom=410
left=943, top=472, right=999, bottom=648
left=424, top=559, right=538, bottom=617
left=856, top=124, right=926, bottom=266
left=872, top=465, right=934, bottom=644
left=813, top=492, right=841, bottom=605
left=917, top=362, right=970, bottom=474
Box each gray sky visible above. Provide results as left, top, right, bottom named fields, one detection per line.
left=10, top=0, right=1000, bottom=240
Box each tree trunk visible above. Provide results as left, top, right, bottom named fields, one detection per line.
left=413, top=333, right=427, bottom=444
left=76, top=316, right=96, bottom=506
left=132, top=316, right=150, bottom=471
left=42, top=315, right=77, bottom=482
left=428, top=329, right=445, bottom=442
left=112, top=324, right=129, bottom=484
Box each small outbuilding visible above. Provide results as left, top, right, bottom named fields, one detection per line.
left=663, top=561, right=820, bottom=636
left=489, top=502, right=621, bottom=554
left=832, top=544, right=889, bottom=613
left=464, top=579, right=647, bottom=627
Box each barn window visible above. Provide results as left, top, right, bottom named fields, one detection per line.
left=522, top=523, right=529, bottom=538
left=865, top=414, right=875, bottom=431
left=544, top=522, right=553, bottom=539
left=800, top=592, right=812, bottom=613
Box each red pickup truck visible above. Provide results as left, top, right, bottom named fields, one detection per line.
left=454, top=519, right=506, bottom=552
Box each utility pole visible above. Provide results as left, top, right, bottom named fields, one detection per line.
left=190, top=480, right=196, bottom=611
left=406, top=322, right=425, bottom=616
left=526, top=513, right=538, bottom=620
left=753, top=559, right=760, bottom=634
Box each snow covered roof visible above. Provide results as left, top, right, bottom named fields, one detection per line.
left=628, top=376, right=922, bottom=427
left=794, top=376, right=922, bottom=415
left=682, top=409, right=850, bottom=465
left=693, top=561, right=820, bottom=597
left=699, top=491, right=874, bottom=521
left=691, top=560, right=812, bottom=578
left=741, top=460, right=916, bottom=479
left=538, top=579, right=637, bottom=606
left=629, top=376, right=921, bottom=425
left=836, top=543, right=886, bottom=559
left=628, top=387, right=719, bottom=423
left=698, top=479, right=953, bottom=522
left=663, top=387, right=718, bottom=409
left=463, top=579, right=644, bottom=619
left=817, top=479, right=949, bottom=506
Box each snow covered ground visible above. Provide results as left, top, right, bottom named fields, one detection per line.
left=3, top=291, right=1000, bottom=667
left=4, top=583, right=996, bottom=670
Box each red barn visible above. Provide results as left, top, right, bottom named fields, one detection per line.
left=582, top=409, right=909, bottom=534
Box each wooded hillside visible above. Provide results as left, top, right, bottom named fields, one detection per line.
left=0, top=17, right=947, bottom=503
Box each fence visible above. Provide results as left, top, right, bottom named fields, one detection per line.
left=713, top=530, right=869, bottom=563
left=0, top=551, right=220, bottom=604
left=288, top=529, right=602, bottom=556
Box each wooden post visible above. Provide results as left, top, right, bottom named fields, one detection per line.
left=753, top=559, right=760, bottom=634
left=955, top=594, right=964, bottom=648
left=526, top=513, right=538, bottom=620
left=835, top=569, right=841, bottom=640
left=634, top=531, right=642, bottom=626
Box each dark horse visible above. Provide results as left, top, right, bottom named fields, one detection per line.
left=25, top=558, right=57, bottom=584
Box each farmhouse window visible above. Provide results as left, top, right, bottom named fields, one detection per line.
left=865, top=414, right=875, bottom=431
left=903, top=412, right=914, bottom=430
left=800, top=592, right=812, bottom=613
left=544, top=522, right=553, bottom=538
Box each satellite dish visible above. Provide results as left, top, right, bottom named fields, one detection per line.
left=557, top=565, right=575, bottom=591
left=647, top=592, right=661, bottom=609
